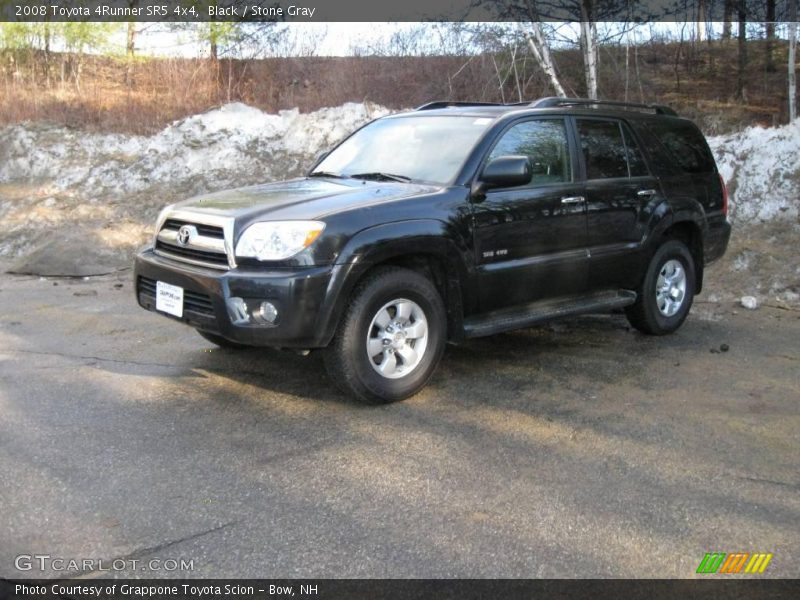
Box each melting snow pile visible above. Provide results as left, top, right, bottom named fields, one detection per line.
left=0, top=102, right=389, bottom=273
left=0, top=102, right=390, bottom=200
left=707, top=120, right=800, bottom=223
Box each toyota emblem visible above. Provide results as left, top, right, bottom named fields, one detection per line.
left=176, top=225, right=196, bottom=246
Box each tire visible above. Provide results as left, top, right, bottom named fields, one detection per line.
left=323, top=267, right=446, bottom=404
left=625, top=239, right=696, bottom=335
left=197, top=330, right=250, bottom=349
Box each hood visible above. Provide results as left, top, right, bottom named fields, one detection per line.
left=172, top=178, right=437, bottom=223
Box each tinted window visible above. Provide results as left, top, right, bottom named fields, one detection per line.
left=621, top=122, right=649, bottom=176
left=645, top=120, right=715, bottom=174
left=577, top=119, right=629, bottom=179
left=314, top=115, right=492, bottom=185
left=488, top=119, right=571, bottom=185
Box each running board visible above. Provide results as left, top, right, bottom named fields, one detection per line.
left=462, top=290, right=637, bottom=338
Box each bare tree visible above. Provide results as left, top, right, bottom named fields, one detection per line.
left=696, top=0, right=707, bottom=42
left=580, top=0, right=598, bottom=99
left=125, top=1, right=137, bottom=87
left=736, top=0, right=748, bottom=100
left=519, top=22, right=566, bottom=96
left=790, top=0, right=798, bottom=121
left=766, top=0, right=776, bottom=72
left=723, top=0, right=734, bottom=39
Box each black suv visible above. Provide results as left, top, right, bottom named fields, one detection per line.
left=135, top=97, right=731, bottom=402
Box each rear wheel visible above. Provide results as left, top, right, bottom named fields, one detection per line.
left=625, top=239, right=696, bottom=335
left=323, top=267, right=446, bottom=403
left=197, top=330, right=249, bottom=349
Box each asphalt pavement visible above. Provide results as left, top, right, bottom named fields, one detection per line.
left=1, top=270, right=798, bottom=578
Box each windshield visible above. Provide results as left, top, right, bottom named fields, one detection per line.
left=312, top=115, right=493, bottom=185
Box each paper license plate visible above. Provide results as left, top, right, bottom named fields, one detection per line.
left=156, top=281, right=184, bottom=318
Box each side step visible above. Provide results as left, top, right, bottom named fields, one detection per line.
left=462, top=290, right=637, bottom=339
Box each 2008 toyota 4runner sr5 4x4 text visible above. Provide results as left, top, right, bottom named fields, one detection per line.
left=135, top=97, right=731, bottom=403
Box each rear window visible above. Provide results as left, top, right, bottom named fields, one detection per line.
left=645, top=121, right=716, bottom=174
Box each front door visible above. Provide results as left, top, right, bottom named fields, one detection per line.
left=473, top=117, right=589, bottom=312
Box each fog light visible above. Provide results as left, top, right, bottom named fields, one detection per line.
left=226, top=297, right=249, bottom=325
left=257, top=301, right=278, bottom=324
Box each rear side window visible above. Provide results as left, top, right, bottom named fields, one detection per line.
left=621, top=122, right=649, bottom=176
left=488, top=119, right=571, bottom=185
left=645, top=120, right=715, bottom=174
left=577, top=119, right=629, bottom=179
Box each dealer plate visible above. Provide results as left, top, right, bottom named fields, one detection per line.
left=156, top=281, right=183, bottom=318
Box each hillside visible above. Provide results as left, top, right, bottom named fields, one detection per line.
left=0, top=37, right=796, bottom=135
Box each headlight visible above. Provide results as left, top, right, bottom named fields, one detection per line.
left=235, top=221, right=325, bottom=261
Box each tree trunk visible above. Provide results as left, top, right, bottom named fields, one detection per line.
left=43, top=21, right=51, bottom=84
left=634, top=41, right=644, bottom=102
left=696, top=0, right=706, bottom=42
left=125, top=21, right=136, bottom=87
left=736, top=1, right=747, bottom=100
left=766, top=0, right=776, bottom=72
left=580, top=1, right=598, bottom=99
left=126, top=22, right=136, bottom=58
left=722, top=0, right=733, bottom=40
left=520, top=23, right=566, bottom=97
left=125, top=2, right=137, bottom=87
left=790, top=0, right=798, bottom=121
left=624, top=35, right=630, bottom=102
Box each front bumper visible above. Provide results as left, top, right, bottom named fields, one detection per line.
left=134, top=248, right=337, bottom=348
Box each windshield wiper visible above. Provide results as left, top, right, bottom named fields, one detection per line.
left=308, top=171, right=346, bottom=179
left=349, top=172, right=412, bottom=183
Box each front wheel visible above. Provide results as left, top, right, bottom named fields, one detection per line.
left=323, top=267, right=446, bottom=403
left=625, top=239, right=696, bottom=335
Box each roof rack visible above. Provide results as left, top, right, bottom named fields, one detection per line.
left=415, top=101, right=529, bottom=111
left=530, top=97, right=678, bottom=116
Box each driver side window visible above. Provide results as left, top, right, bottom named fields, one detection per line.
left=488, top=119, right=571, bottom=185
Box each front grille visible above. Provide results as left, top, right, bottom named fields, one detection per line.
left=184, top=289, right=215, bottom=316
left=155, top=240, right=230, bottom=267
left=163, top=219, right=224, bottom=240
left=154, top=216, right=231, bottom=270
left=137, top=276, right=215, bottom=317
left=138, top=275, right=156, bottom=299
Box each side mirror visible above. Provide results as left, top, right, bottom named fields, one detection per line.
left=471, top=155, right=532, bottom=201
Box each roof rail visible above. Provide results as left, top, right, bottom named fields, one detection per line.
left=530, top=97, right=678, bottom=116
left=415, top=101, right=527, bottom=111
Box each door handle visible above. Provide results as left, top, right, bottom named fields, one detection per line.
left=561, top=196, right=585, bottom=204
left=637, top=189, right=657, bottom=197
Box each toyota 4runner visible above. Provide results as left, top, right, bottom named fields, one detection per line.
left=134, top=97, right=731, bottom=403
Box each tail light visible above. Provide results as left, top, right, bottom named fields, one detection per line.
left=719, top=173, right=729, bottom=216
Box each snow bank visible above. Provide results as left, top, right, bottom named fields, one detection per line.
left=707, top=120, right=800, bottom=223
left=0, top=102, right=391, bottom=200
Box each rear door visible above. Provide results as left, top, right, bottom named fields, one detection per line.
left=641, top=118, right=724, bottom=214
left=576, top=117, right=661, bottom=290
left=473, top=117, right=588, bottom=312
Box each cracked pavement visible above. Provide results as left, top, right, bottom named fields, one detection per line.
left=0, top=268, right=798, bottom=578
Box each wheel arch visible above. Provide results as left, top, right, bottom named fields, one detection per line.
left=662, top=220, right=704, bottom=292
left=645, top=199, right=707, bottom=294
left=315, top=220, right=471, bottom=346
